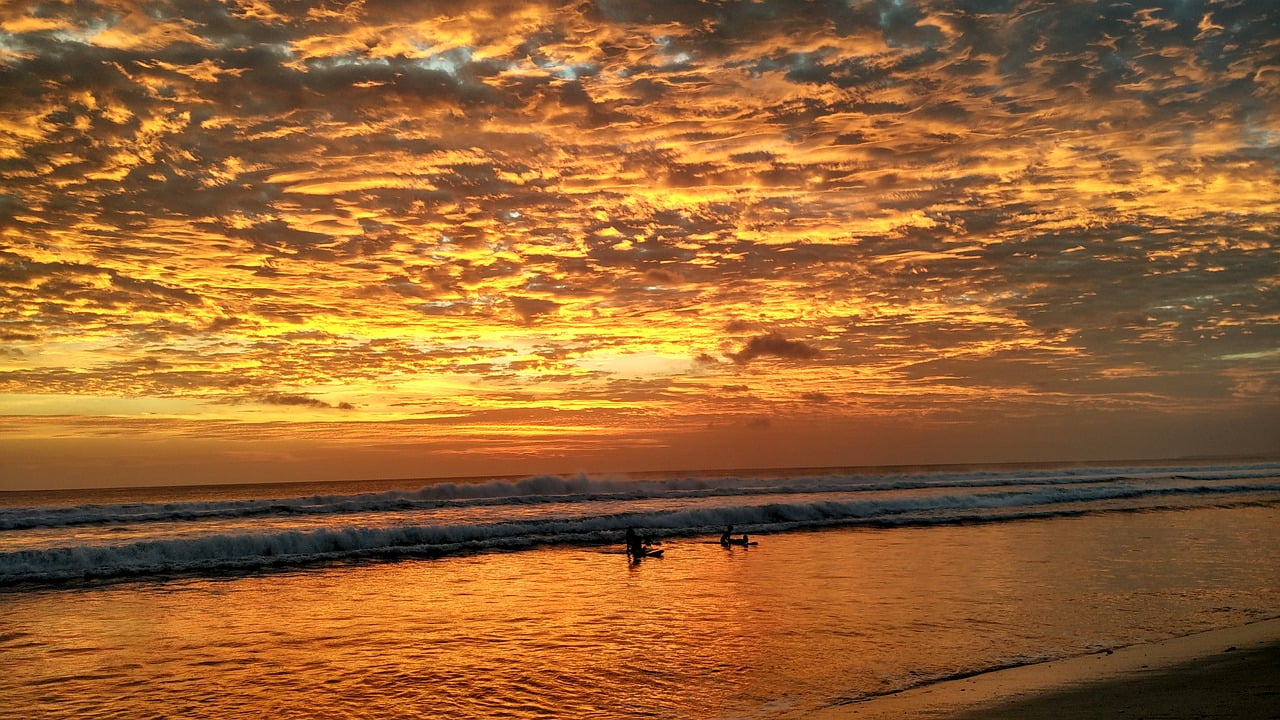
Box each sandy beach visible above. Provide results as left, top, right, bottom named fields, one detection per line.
left=819, top=618, right=1280, bottom=719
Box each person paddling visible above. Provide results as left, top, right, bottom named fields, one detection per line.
left=625, top=527, right=644, bottom=558
left=720, top=525, right=752, bottom=546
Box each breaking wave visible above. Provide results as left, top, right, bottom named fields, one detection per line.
left=4, top=462, right=1277, bottom=531
left=3, top=474, right=1278, bottom=586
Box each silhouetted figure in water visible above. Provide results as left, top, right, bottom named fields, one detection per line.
left=720, top=526, right=733, bottom=546
left=625, top=527, right=644, bottom=558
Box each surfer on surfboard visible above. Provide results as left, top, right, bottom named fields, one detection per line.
left=626, top=527, right=644, bottom=558
left=625, top=527, right=664, bottom=559
left=624, top=525, right=665, bottom=558
left=720, top=526, right=752, bottom=547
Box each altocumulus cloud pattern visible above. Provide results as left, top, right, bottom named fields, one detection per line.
left=0, top=0, right=1277, bottom=484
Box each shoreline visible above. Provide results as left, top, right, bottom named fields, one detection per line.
left=812, top=617, right=1280, bottom=719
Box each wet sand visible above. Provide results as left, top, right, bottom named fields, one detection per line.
left=817, top=618, right=1280, bottom=719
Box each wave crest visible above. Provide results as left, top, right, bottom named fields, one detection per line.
left=4, top=478, right=1277, bottom=586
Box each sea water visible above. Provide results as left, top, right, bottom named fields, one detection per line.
left=2, top=461, right=1278, bottom=718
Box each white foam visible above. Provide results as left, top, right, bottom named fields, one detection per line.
left=3, top=462, right=1276, bottom=531
left=3, top=477, right=1277, bottom=585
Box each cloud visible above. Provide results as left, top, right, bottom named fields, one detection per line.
left=509, top=296, right=562, bottom=323
left=108, top=273, right=202, bottom=305
left=0, top=0, right=1276, bottom=472
left=730, top=332, right=821, bottom=364
left=255, top=393, right=355, bottom=411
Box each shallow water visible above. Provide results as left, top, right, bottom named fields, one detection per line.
left=4, top=502, right=1278, bottom=719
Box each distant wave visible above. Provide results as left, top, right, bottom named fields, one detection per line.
left=3, top=478, right=1277, bottom=586
left=3, top=463, right=1276, bottom=531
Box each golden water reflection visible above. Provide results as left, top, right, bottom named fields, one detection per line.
left=5, top=505, right=1279, bottom=718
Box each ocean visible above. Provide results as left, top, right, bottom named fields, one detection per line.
left=2, top=460, right=1278, bottom=719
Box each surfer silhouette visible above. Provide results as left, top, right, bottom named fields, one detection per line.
left=625, top=527, right=644, bottom=558
left=720, top=526, right=733, bottom=546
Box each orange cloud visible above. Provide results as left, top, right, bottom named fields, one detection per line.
left=1, top=0, right=1278, bottom=486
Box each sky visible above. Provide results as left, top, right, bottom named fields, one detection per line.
left=1, top=0, right=1278, bottom=490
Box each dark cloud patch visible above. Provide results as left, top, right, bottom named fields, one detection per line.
left=643, top=268, right=684, bottom=285
left=356, top=275, right=436, bottom=300
left=233, top=220, right=341, bottom=260
left=509, top=296, right=562, bottom=323
left=206, top=316, right=245, bottom=332
left=552, top=79, right=632, bottom=127
left=0, top=192, right=21, bottom=227
left=109, top=274, right=201, bottom=305
left=254, top=393, right=354, bottom=410
left=0, top=254, right=203, bottom=321
left=0, top=253, right=102, bottom=285
left=730, top=332, right=821, bottom=364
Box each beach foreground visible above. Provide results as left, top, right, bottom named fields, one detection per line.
left=821, top=618, right=1280, bottom=719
